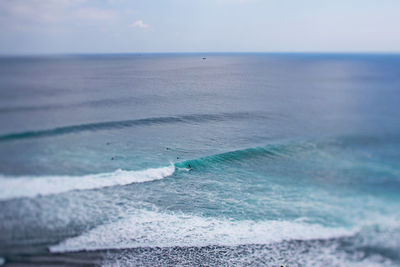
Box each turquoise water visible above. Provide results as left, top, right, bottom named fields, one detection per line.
left=0, top=53, right=400, bottom=266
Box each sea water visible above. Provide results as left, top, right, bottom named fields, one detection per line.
left=0, top=53, right=399, bottom=266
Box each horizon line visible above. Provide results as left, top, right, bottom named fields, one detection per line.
left=1, top=51, right=400, bottom=58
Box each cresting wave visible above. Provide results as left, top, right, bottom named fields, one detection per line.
left=50, top=209, right=356, bottom=253
left=176, top=136, right=400, bottom=174
left=0, top=112, right=260, bottom=142
left=0, top=143, right=296, bottom=201
left=2, top=140, right=397, bottom=201
left=176, top=142, right=314, bottom=170
left=0, top=165, right=175, bottom=200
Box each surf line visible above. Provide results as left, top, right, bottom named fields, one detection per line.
left=0, top=164, right=175, bottom=200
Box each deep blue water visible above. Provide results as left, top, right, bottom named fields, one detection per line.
left=0, top=53, right=400, bottom=266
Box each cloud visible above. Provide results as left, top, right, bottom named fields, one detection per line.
left=75, top=8, right=118, bottom=21
left=129, top=20, right=149, bottom=29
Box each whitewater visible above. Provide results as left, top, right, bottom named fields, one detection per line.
left=0, top=165, right=175, bottom=200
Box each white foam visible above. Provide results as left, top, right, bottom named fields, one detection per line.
left=0, top=165, right=175, bottom=200
left=50, top=209, right=356, bottom=253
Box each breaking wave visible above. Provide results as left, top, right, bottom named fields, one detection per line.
left=0, top=165, right=175, bottom=200
left=50, top=209, right=355, bottom=253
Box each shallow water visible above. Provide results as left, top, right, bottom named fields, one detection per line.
left=1, top=53, right=400, bottom=266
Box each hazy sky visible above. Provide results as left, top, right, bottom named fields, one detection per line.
left=0, top=0, right=399, bottom=54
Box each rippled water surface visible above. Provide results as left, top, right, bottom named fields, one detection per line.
left=1, top=53, right=400, bottom=266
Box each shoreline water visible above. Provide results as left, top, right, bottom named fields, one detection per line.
left=3, top=235, right=395, bottom=267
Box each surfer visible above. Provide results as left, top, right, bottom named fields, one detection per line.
left=188, top=164, right=193, bottom=171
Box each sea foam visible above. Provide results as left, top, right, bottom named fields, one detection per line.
left=0, top=165, right=175, bottom=200
left=50, top=209, right=356, bottom=253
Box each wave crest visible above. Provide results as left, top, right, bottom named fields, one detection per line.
left=0, top=112, right=259, bottom=142
left=175, top=142, right=313, bottom=170
left=0, top=165, right=175, bottom=200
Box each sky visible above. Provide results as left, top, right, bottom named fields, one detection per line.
left=0, top=0, right=399, bottom=54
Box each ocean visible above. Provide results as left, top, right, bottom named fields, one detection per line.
left=0, top=53, right=399, bottom=266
